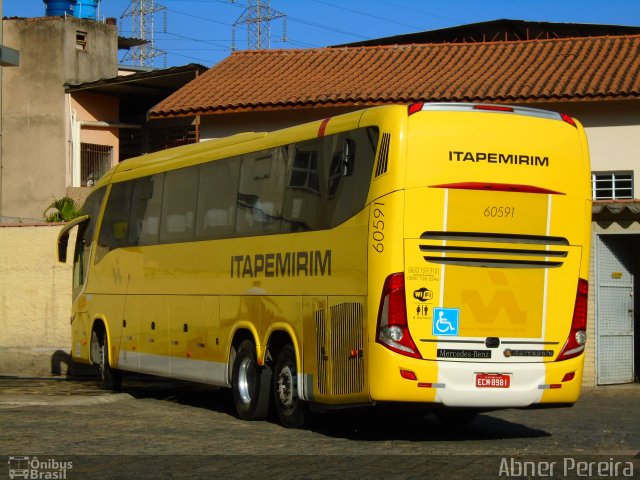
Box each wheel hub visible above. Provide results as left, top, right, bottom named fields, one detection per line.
left=277, top=365, right=295, bottom=409
left=237, top=357, right=255, bottom=404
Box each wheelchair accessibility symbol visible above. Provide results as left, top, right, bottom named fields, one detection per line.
left=433, top=308, right=460, bottom=336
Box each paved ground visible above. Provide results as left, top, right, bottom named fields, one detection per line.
left=0, top=375, right=638, bottom=479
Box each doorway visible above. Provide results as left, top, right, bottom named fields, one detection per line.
left=595, top=234, right=639, bottom=384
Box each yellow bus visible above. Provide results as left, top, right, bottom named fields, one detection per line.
left=57, top=103, right=591, bottom=427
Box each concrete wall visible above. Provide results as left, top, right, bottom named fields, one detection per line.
left=1, top=16, right=117, bottom=221
left=0, top=223, right=74, bottom=375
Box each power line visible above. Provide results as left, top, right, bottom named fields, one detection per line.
left=165, top=1, right=369, bottom=42
left=370, top=0, right=462, bottom=24
left=309, top=0, right=423, bottom=30
left=232, top=0, right=287, bottom=51
left=120, top=1, right=168, bottom=67
left=161, top=31, right=229, bottom=50
left=132, top=0, right=371, bottom=63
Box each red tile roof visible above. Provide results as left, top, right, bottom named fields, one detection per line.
left=150, top=35, right=640, bottom=118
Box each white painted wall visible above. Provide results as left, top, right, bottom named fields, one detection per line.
left=535, top=100, right=640, bottom=198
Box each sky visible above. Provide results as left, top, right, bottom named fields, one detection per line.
left=4, top=0, right=640, bottom=68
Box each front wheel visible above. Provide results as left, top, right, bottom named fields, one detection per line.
left=90, top=329, right=122, bottom=391
left=231, top=340, right=271, bottom=420
left=273, top=344, right=307, bottom=428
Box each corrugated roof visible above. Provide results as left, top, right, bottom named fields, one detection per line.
left=334, top=19, right=640, bottom=47
left=149, top=35, right=640, bottom=118
left=65, top=64, right=207, bottom=97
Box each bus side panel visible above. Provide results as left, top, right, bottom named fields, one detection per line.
left=137, top=295, right=169, bottom=376
left=201, top=296, right=226, bottom=384
left=117, top=294, right=139, bottom=371
left=70, top=294, right=92, bottom=364
left=168, top=295, right=208, bottom=383
left=86, top=294, right=125, bottom=367
left=301, top=296, right=326, bottom=402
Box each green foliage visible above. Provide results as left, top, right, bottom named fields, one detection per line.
left=43, top=196, right=81, bottom=223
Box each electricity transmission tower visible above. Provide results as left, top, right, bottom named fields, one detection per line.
left=232, top=0, right=287, bottom=51
left=120, top=0, right=167, bottom=67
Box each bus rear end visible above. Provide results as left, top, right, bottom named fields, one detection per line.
left=370, top=103, right=591, bottom=409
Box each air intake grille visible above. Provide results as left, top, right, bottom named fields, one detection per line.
left=374, top=132, right=391, bottom=177
left=315, top=309, right=328, bottom=395
left=419, top=231, right=569, bottom=268
left=330, top=303, right=364, bottom=395
left=315, top=302, right=365, bottom=396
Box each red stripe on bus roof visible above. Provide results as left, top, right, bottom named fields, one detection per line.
left=318, top=117, right=331, bottom=137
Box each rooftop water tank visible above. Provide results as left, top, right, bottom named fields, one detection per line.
left=43, top=0, right=77, bottom=17
left=75, top=0, right=98, bottom=20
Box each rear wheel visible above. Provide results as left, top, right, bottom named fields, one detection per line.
left=231, top=340, right=271, bottom=420
left=90, top=329, right=122, bottom=391
left=273, top=344, right=307, bottom=428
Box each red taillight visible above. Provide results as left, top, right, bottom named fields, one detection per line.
left=408, top=102, right=425, bottom=115
left=557, top=278, right=588, bottom=361
left=376, top=273, right=421, bottom=359
left=560, top=113, right=577, bottom=128
left=473, top=104, right=514, bottom=113
left=400, top=369, right=417, bottom=381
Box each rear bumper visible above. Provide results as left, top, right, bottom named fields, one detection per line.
left=368, top=343, right=584, bottom=408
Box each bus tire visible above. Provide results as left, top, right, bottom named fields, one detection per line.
left=231, top=339, right=271, bottom=420
left=91, top=329, right=122, bottom=391
left=273, top=344, right=307, bottom=428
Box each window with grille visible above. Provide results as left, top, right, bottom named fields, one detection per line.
left=81, top=143, right=112, bottom=187
left=591, top=171, right=633, bottom=200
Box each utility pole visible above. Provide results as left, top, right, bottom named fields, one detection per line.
left=120, top=0, right=167, bottom=67
left=232, top=0, right=286, bottom=51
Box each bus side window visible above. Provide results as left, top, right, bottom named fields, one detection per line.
left=160, top=166, right=199, bottom=243
left=236, top=148, right=286, bottom=236
left=130, top=174, right=164, bottom=246
left=196, top=158, right=240, bottom=239
left=98, top=181, right=134, bottom=252
left=326, top=127, right=378, bottom=228
left=283, top=139, right=325, bottom=232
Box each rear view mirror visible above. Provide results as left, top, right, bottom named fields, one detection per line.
left=56, top=215, right=90, bottom=263
left=341, top=139, right=355, bottom=176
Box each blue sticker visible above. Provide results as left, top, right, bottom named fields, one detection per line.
left=433, top=308, right=460, bottom=336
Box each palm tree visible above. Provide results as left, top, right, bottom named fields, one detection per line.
left=43, top=196, right=81, bottom=222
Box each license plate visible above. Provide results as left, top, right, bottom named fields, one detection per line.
left=475, top=373, right=510, bottom=388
